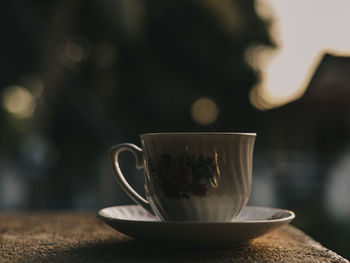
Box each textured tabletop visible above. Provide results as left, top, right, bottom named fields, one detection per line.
left=0, top=212, right=348, bottom=263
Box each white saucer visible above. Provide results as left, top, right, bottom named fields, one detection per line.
left=97, top=205, right=295, bottom=247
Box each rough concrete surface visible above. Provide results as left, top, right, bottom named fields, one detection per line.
left=0, top=212, right=348, bottom=263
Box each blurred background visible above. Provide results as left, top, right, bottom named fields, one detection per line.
left=1, top=0, right=350, bottom=258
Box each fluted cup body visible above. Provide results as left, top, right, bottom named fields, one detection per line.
left=141, top=133, right=256, bottom=222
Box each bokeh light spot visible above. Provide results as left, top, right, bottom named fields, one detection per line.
left=56, top=36, right=91, bottom=71
left=191, top=97, right=219, bottom=125
left=2, top=85, right=36, bottom=119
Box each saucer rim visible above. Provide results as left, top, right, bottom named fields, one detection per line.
left=97, top=205, right=295, bottom=225
left=140, top=132, right=257, bottom=137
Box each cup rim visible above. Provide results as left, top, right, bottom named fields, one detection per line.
left=140, top=132, right=257, bottom=137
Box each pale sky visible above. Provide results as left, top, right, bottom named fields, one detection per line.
left=251, top=0, right=350, bottom=109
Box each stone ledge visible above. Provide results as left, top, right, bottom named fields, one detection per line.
left=0, top=212, right=348, bottom=263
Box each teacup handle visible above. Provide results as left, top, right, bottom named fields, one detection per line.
left=109, top=143, right=154, bottom=215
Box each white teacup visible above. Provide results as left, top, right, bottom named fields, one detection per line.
left=110, top=132, right=256, bottom=222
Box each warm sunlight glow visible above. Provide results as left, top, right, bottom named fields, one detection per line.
left=250, top=0, right=350, bottom=110
left=2, top=85, right=36, bottom=118
left=191, top=97, right=219, bottom=125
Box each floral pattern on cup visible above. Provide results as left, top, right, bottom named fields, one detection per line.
left=148, top=154, right=216, bottom=199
